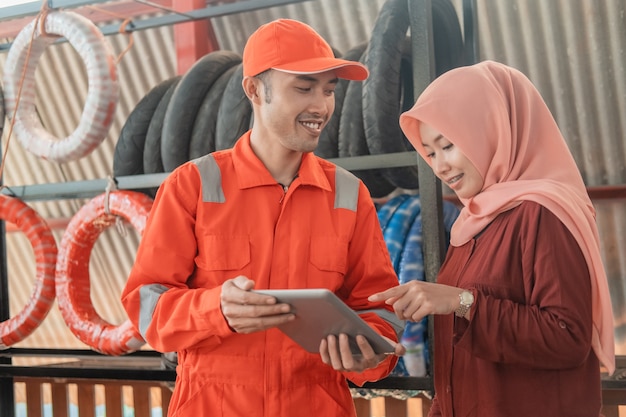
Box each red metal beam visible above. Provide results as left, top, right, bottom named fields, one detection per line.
left=0, top=0, right=172, bottom=40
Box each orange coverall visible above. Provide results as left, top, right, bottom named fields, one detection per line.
left=121, top=132, right=401, bottom=417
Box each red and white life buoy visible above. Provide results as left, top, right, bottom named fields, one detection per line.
left=3, top=10, right=118, bottom=163
left=55, top=191, right=153, bottom=355
left=0, top=195, right=57, bottom=349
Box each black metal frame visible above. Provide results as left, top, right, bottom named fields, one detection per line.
left=1, top=348, right=436, bottom=389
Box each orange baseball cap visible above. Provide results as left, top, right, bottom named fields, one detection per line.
left=242, top=19, right=369, bottom=81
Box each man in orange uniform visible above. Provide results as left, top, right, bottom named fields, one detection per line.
left=121, top=18, right=404, bottom=417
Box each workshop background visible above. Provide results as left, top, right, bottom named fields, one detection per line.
left=0, top=0, right=625, bottom=415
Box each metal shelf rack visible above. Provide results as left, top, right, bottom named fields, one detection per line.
left=0, top=0, right=475, bottom=414
left=0, top=0, right=314, bottom=51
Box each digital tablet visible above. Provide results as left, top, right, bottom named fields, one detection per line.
left=253, top=288, right=395, bottom=355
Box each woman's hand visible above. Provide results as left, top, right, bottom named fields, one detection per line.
left=369, top=281, right=462, bottom=322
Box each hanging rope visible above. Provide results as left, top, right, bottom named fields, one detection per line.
left=0, top=0, right=53, bottom=186
left=104, top=175, right=127, bottom=236
left=85, top=4, right=135, bottom=64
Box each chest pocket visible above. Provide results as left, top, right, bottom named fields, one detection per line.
left=196, top=235, right=250, bottom=271
left=309, top=236, right=348, bottom=277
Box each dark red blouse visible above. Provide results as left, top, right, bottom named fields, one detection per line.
left=429, top=201, right=602, bottom=417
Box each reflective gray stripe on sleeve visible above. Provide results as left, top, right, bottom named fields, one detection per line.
left=193, top=154, right=225, bottom=203
left=138, top=284, right=169, bottom=339
left=358, top=308, right=406, bottom=339
left=334, top=166, right=359, bottom=211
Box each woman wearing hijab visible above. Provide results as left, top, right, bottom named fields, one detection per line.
left=369, top=60, right=614, bottom=416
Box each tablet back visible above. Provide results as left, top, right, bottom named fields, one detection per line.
left=255, top=288, right=395, bottom=355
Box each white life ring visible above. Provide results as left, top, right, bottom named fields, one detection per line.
left=55, top=191, right=152, bottom=355
left=3, top=10, right=118, bottom=163
left=0, top=195, right=57, bottom=349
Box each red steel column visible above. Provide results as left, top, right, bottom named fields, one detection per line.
left=173, top=0, right=220, bottom=75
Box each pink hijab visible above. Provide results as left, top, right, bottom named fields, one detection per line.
left=399, top=60, right=615, bottom=374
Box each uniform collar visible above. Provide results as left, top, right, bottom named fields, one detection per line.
left=232, top=131, right=331, bottom=192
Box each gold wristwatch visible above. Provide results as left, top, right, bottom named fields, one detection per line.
left=455, top=290, right=474, bottom=318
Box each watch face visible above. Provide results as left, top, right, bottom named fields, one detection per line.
left=461, top=291, right=474, bottom=305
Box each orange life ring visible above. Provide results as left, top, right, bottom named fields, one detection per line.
left=0, top=195, right=57, bottom=349
left=55, top=191, right=153, bottom=355
left=2, top=10, right=118, bottom=163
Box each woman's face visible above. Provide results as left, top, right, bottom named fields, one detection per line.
left=419, top=122, right=484, bottom=199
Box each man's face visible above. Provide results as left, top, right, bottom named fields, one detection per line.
left=256, top=69, right=338, bottom=153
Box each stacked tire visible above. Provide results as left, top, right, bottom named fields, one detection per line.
left=113, top=0, right=465, bottom=199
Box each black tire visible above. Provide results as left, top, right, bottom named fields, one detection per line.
left=399, top=36, right=417, bottom=151
left=215, top=64, right=252, bottom=151
left=432, top=0, right=464, bottom=77
left=361, top=0, right=463, bottom=190
left=315, top=42, right=368, bottom=160
left=113, top=77, right=178, bottom=177
left=143, top=76, right=182, bottom=175
left=189, top=64, right=237, bottom=160
left=113, top=77, right=178, bottom=196
left=161, top=51, right=242, bottom=171
left=339, top=54, right=396, bottom=199
left=362, top=0, right=419, bottom=190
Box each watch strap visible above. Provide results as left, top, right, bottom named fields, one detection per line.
left=455, top=290, right=474, bottom=318
left=455, top=303, right=471, bottom=318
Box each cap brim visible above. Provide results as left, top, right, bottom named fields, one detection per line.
left=273, top=57, right=369, bottom=81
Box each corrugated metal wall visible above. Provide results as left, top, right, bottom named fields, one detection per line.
left=1, top=0, right=625, bottom=358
